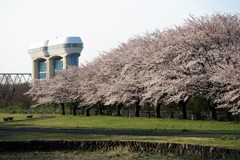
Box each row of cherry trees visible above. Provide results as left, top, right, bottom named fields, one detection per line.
left=26, top=13, right=240, bottom=118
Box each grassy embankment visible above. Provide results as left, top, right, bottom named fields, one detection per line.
left=0, top=113, right=239, bottom=149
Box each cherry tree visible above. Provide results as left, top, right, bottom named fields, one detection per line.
left=26, top=66, right=81, bottom=115
left=102, top=34, right=159, bottom=117
left=50, top=66, right=82, bottom=115
left=211, top=65, right=240, bottom=115
left=155, top=13, right=240, bottom=117
left=79, top=51, right=126, bottom=115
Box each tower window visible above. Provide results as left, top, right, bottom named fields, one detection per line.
left=38, top=61, right=46, bottom=79
left=54, top=58, right=63, bottom=74
left=71, top=53, right=78, bottom=66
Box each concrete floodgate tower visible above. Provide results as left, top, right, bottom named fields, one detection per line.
left=28, top=37, right=83, bottom=80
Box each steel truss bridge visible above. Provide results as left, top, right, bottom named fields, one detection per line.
left=0, top=73, right=32, bottom=107
left=0, top=73, right=32, bottom=86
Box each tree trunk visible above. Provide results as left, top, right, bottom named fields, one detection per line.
left=208, top=100, right=217, bottom=120
left=179, top=101, right=187, bottom=119
left=72, top=103, right=77, bottom=116
left=155, top=104, right=161, bottom=118
left=147, top=109, right=151, bottom=118
left=117, top=104, right=122, bottom=116
left=170, top=111, right=174, bottom=118
left=135, top=102, right=140, bottom=117
left=226, top=111, right=233, bottom=121
left=211, top=104, right=217, bottom=120
left=99, top=103, right=104, bottom=115
left=85, top=107, right=91, bottom=116
left=60, top=103, right=65, bottom=115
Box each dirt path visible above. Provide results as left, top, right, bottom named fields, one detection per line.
left=0, top=127, right=239, bottom=138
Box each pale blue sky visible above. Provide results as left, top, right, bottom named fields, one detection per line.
left=0, top=0, right=239, bottom=73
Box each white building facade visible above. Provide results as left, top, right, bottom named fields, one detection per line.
left=28, top=37, right=83, bottom=80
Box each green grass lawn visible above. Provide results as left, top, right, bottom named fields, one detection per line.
left=0, top=113, right=239, bottom=149
left=1, top=114, right=239, bottom=133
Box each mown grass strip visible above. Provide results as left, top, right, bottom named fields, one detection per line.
left=0, top=114, right=239, bottom=133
